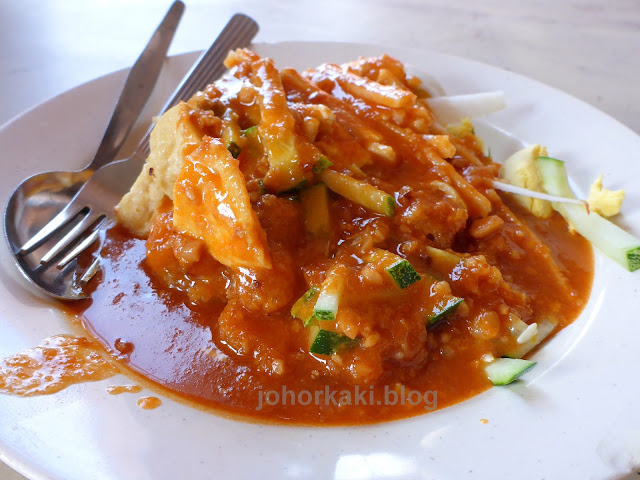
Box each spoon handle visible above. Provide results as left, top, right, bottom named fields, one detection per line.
left=131, top=13, right=260, bottom=160
left=88, top=0, right=185, bottom=171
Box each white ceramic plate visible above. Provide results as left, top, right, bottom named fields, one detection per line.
left=1, top=42, right=640, bottom=480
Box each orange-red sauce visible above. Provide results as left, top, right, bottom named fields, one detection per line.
left=107, top=384, right=143, bottom=395
left=137, top=396, right=162, bottom=410
left=0, top=335, right=115, bottom=396
left=67, top=52, right=594, bottom=425
left=1, top=52, right=594, bottom=426
left=65, top=200, right=592, bottom=425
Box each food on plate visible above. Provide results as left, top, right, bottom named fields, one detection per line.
left=536, top=157, right=639, bottom=272
left=588, top=174, right=625, bottom=217
left=499, top=144, right=553, bottom=218
left=69, top=49, right=598, bottom=424
left=0, top=335, right=116, bottom=396
left=497, top=146, right=639, bottom=272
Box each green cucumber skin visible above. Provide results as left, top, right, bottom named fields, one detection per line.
left=312, top=156, right=333, bottom=175
left=628, top=248, right=640, bottom=272
left=485, top=358, right=537, bottom=386
left=386, top=259, right=421, bottom=289
left=309, top=330, right=355, bottom=355
left=314, top=310, right=335, bottom=321
left=537, top=156, right=640, bottom=272
left=385, top=196, right=396, bottom=217
left=291, top=287, right=319, bottom=325
left=427, top=297, right=464, bottom=329
left=302, top=287, right=318, bottom=302
left=241, top=126, right=258, bottom=137
left=227, top=141, right=242, bottom=159
left=314, top=291, right=339, bottom=321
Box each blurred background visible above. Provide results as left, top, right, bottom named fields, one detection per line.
left=0, top=0, right=638, bottom=132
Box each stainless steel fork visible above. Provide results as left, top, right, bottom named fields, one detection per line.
left=6, top=13, right=259, bottom=300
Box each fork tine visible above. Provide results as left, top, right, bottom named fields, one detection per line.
left=56, top=216, right=106, bottom=268
left=40, top=210, right=96, bottom=264
left=20, top=206, right=89, bottom=255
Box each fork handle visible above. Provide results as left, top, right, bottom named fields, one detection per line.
left=88, top=1, right=185, bottom=171
left=132, top=13, right=260, bottom=159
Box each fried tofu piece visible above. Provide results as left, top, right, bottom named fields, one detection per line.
left=115, top=102, right=202, bottom=236
left=173, top=136, right=271, bottom=270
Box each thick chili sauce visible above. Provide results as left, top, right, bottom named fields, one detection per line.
left=64, top=52, right=594, bottom=425
left=65, top=182, right=593, bottom=426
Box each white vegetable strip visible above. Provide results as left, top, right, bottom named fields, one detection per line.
left=426, top=91, right=506, bottom=125
left=537, top=156, right=640, bottom=272
left=516, top=323, right=538, bottom=344
left=492, top=180, right=586, bottom=206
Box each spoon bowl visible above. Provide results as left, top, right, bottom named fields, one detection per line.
left=5, top=170, right=92, bottom=255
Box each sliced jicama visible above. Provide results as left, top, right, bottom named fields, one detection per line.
left=426, top=91, right=506, bottom=125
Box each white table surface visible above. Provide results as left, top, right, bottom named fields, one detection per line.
left=0, top=1, right=638, bottom=479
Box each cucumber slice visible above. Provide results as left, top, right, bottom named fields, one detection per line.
left=290, top=287, right=319, bottom=326
left=227, top=141, right=241, bottom=159
left=537, top=156, right=640, bottom=272
left=313, top=266, right=346, bottom=321
left=241, top=126, right=258, bottom=137
left=312, top=156, right=333, bottom=175
left=314, top=291, right=340, bottom=320
left=365, top=248, right=422, bottom=289
left=426, top=296, right=464, bottom=329
left=320, top=169, right=395, bottom=217
left=485, top=358, right=537, bottom=386
left=308, top=327, right=356, bottom=355
left=221, top=110, right=244, bottom=159
left=386, top=259, right=422, bottom=289
left=504, top=319, right=556, bottom=359
left=300, top=183, right=331, bottom=238
left=425, top=246, right=463, bottom=275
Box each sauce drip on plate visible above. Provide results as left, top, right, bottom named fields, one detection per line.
left=0, top=335, right=115, bottom=396
left=107, top=384, right=143, bottom=395
left=137, top=396, right=162, bottom=409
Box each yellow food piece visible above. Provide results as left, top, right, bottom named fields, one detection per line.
left=330, top=65, right=417, bottom=108
left=300, top=183, right=331, bottom=238
left=500, top=144, right=552, bottom=218
left=173, top=136, right=272, bottom=270
left=320, top=169, right=395, bottom=217
left=446, top=117, right=474, bottom=137
left=588, top=174, right=625, bottom=217
left=116, top=102, right=202, bottom=236
left=251, top=58, right=307, bottom=192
